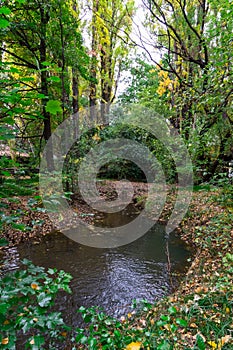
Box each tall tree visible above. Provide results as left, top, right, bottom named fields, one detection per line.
left=88, top=0, right=135, bottom=122
left=140, top=0, right=233, bottom=179
left=0, top=0, right=89, bottom=167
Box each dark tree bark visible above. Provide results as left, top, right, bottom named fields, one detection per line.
left=39, top=3, right=54, bottom=171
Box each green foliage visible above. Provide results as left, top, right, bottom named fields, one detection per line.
left=75, top=303, right=150, bottom=349
left=64, top=121, right=177, bottom=191
left=74, top=288, right=232, bottom=349
left=0, top=259, right=72, bottom=349
left=45, top=100, right=63, bottom=115
left=119, top=56, right=160, bottom=105
left=118, top=0, right=233, bottom=183
left=0, top=176, right=38, bottom=198
left=0, top=18, right=9, bottom=28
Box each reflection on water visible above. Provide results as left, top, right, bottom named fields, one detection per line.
left=1, top=246, right=20, bottom=273
left=1, top=227, right=190, bottom=325
left=1, top=205, right=191, bottom=325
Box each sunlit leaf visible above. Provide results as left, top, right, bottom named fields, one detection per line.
left=175, top=318, right=188, bottom=327
left=125, top=342, right=141, bottom=350
left=0, top=7, right=11, bottom=15
left=0, top=18, right=9, bottom=28
left=45, top=100, right=62, bottom=115
left=47, top=76, right=61, bottom=82
left=31, top=282, right=39, bottom=290
left=1, top=338, right=9, bottom=345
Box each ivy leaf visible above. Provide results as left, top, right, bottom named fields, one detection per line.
left=1, top=116, right=14, bottom=125
left=45, top=100, right=62, bottom=115
left=175, top=318, right=188, bottom=327
left=168, top=306, right=177, bottom=314
left=29, top=335, right=45, bottom=348
left=36, top=93, right=46, bottom=99
left=37, top=292, right=53, bottom=307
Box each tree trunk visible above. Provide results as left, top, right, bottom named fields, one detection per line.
left=89, top=0, right=98, bottom=121
left=39, top=4, right=54, bottom=171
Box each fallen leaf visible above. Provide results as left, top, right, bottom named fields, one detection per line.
left=31, top=282, right=39, bottom=290
left=1, top=338, right=9, bottom=345
left=219, top=335, right=232, bottom=347
left=92, top=133, right=101, bottom=141
left=208, top=341, right=217, bottom=349
left=125, top=342, right=142, bottom=350
left=163, top=324, right=171, bottom=331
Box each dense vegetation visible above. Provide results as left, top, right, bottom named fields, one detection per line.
left=0, top=0, right=232, bottom=349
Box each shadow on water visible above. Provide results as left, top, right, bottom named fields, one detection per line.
left=2, top=204, right=192, bottom=326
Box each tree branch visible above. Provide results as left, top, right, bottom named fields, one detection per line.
left=0, top=48, right=37, bottom=70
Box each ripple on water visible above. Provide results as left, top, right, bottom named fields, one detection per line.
left=2, top=220, right=191, bottom=324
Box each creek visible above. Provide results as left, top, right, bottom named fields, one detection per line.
left=2, top=205, right=191, bottom=325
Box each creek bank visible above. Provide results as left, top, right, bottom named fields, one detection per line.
left=1, top=181, right=232, bottom=348
left=120, top=188, right=233, bottom=349
left=1, top=180, right=148, bottom=246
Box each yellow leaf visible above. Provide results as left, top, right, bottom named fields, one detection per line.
left=208, top=336, right=232, bottom=350
left=31, top=282, right=39, bottom=290
left=125, top=342, right=141, bottom=350
left=3, top=320, right=10, bottom=325
left=163, top=324, right=171, bottom=331
left=219, top=335, right=232, bottom=346
left=92, top=133, right=101, bottom=141
left=1, top=338, right=9, bottom=345
left=208, top=341, right=217, bottom=349
left=190, top=323, right=198, bottom=328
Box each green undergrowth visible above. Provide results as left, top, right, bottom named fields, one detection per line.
left=0, top=176, right=39, bottom=198
left=0, top=185, right=232, bottom=349
left=73, top=185, right=233, bottom=349
left=0, top=260, right=72, bottom=349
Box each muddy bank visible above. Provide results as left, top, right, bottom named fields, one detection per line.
left=0, top=180, right=148, bottom=247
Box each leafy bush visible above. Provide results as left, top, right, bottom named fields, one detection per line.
left=0, top=259, right=72, bottom=349
left=64, top=122, right=177, bottom=191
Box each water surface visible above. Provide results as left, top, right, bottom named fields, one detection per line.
left=2, top=206, right=191, bottom=325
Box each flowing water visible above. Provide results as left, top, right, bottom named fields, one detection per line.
left=2, top=206, right=191, bottom=325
